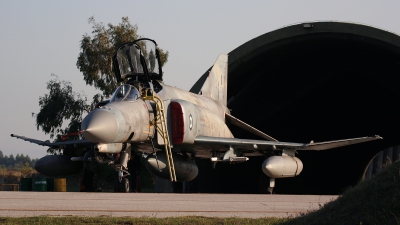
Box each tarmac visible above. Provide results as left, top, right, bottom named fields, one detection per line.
left=0, top=192, right=337, bottom=218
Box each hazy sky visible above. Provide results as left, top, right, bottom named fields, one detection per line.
left=1, top=0, right=400, bottom=159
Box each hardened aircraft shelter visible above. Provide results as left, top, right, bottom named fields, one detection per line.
left=190, top=21, right=400, bottom=194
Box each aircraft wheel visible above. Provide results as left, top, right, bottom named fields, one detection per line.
left=121, top=178, right=130, bottom=193
left=82, top=171, right=98, bottom=192
left=92, top=173, right=98, bottom=191
left=268, top=187, right=274, bottom=194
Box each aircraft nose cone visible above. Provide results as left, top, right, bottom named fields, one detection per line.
left=81, top=109, right=118, bottom=143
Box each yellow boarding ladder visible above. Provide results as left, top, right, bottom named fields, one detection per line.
left=142, top=89, right=177, bottom=182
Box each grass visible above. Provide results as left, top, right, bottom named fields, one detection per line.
left=0, top=216, right=286, bottom=224
left=282, top=160, right=400, bottom=225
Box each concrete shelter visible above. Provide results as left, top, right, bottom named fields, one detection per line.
left=190, top=21, right=400, bottom=194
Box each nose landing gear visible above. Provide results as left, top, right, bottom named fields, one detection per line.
left=114, top=152, right=131, bottom=193
left=114, top=175, right=130, bottom=193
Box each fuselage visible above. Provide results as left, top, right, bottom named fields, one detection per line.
left=81, top=82, right=233, bottom=154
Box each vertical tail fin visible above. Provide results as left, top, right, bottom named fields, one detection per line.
left=199, top=54, right=228, bottom=106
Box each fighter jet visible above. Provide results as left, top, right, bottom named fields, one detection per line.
left=11, top=38, right=382, bottom=193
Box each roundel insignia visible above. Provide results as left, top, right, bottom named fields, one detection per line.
left=189, top=114, right=193, bottom=130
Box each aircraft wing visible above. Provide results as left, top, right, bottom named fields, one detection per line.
left=10, top=134, right=92, bottom=148
left=11, top=133, right=382, bottom=153
left=11, top=134, right=153, bottom=151
left=297, top=135, right=382, bottom=150
left=194, top=135, right=382, bottom=152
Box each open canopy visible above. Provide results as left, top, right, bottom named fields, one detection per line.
left=113, top=38, right=163, bottom=83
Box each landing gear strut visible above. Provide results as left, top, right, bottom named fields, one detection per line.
left=114, top=152, right=130, bottom=193
left=268, top=178, right=275, bottom=194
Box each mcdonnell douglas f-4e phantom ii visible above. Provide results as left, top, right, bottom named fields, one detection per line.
left=12, top=38, right=382, bottom=193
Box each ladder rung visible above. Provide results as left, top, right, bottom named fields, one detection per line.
left=143, top=89, right=177, bottom=182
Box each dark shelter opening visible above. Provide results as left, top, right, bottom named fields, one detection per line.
left=190, top=22, right=400, bottom=194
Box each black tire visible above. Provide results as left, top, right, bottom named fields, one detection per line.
left=81, top=161, right=99, bottom=192
left=91, top=173, right=98, bottom=191
left=82, top=171, right=98, bottom=192
left=121, top=178, right=130, bottom=193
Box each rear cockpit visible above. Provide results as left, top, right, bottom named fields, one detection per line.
left=96, top=39, right=164, bottom=109
left=113, top=38, right=164, bottom=93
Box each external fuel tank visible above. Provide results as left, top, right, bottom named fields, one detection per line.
left=262, top=156, right=303, bottom=178
left=145, top=152, right=198, bottom=182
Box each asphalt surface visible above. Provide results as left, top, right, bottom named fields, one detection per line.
left=0, top=192, right=338, bottom=218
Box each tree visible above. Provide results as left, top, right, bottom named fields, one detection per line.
left=35, top=74, right=91, bottom=140
left=35, top=17, right=169, bottom=152
left=6, top=155, right=14, bottom=169
left=77, top=16, right=169, bottom=97
left=0, top=151, right=38, bottom=169
left=21, top=162, right=34, bottom=178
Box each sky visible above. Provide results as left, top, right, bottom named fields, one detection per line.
left=1, top=0, right=400, bottom=159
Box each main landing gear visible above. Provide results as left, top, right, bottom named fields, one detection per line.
left=268, top=178, right=275, bottom=194
left=81, top=161, right=99, bottom=192
left=80, top=150, right=100, bottom=192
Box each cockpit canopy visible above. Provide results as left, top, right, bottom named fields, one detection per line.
left=110, top=84, right=140, bottom=102
left=113, top=38, right=163, bottom=83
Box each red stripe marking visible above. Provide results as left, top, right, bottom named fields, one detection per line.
left=170, top=102, right=184, bottom=144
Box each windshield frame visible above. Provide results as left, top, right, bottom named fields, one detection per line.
left=109, top=84, right=141, bottom=103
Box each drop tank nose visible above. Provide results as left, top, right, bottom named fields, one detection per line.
left=35, top=155, right=83, bottom=177
left=81, top=109, right=118, bottom=143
